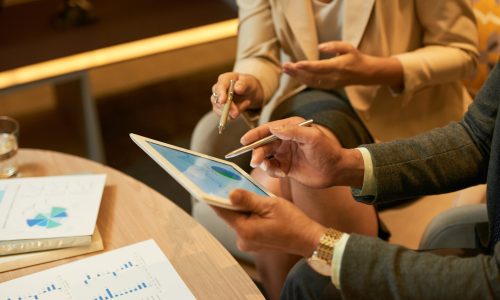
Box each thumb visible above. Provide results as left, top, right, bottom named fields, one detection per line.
left=234, top=79, right=249, bottom=96
left=230, top=189, right=271, bottom=214
left=318, top=41, right=354, bottom=56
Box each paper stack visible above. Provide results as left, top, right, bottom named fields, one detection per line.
left=0, top=174, right=106, bottom=256
left=0, top=240, right=195, bottom=300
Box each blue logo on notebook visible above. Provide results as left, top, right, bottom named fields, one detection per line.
left=27, top=207, right=68, bottom=229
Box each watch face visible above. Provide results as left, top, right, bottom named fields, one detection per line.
left=307, top=257, right=331, bottom=277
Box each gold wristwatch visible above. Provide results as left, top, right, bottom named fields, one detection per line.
left=307, top=228, right=343, bottom=276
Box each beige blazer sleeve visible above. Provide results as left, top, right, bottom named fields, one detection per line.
left=233, top=0, right=282, bottom=105
left=392, top=0, right=478, bottom=94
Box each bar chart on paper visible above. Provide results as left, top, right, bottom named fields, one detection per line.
left=0, top=240, right=195, bottom=300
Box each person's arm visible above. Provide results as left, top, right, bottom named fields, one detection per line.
left=233, top=0, right=282, bottom=106
left=338, top=235, right=500, bottom=299
left=334, top=62, right=500, bottom=297
left=360, top=59, right=500, bottom=204
left=393, top=0, right=478, bottom=94
left=359, top=122, right=486, bottom=203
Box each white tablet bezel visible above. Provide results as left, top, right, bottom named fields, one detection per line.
left=130, top=133, right=272, bottom=211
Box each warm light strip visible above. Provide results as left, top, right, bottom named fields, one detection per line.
left=0, top=18, right=238, bottom=90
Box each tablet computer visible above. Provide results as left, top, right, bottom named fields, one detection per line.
left=130, top=133, right=272, bottom=211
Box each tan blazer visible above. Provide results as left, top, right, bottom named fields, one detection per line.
left=234, top=0, right=479, bottom=141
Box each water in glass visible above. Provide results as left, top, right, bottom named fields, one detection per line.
left=0, top=132, right=18, bottom=178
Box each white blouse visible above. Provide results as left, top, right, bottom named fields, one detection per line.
left=312, top=0, right=344, bottom=59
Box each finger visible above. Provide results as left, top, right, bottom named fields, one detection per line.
left=284, top=66, right=323, bottom=88
left=285, top=60, right=332, bottom=76
left=318, top=41, right=354, bottom=55
left=215, top=73, right=238, bottom=105
left=211, top=205, right=247, bottom=229
left=282, top=62, right=298, bottom=76
left=212, top=103, right=223, bottom=115
left=250, top=142, right=280, bottom=168
left=236, top=237, right=264, bottom=252
left=227, top=102, right=239, bottom=119
left=261, top=158, right=287, bottom=178
left=210, top=83, right=221, bottom=105
left=241, top=117, right=305, bottom=145
left=233, top=78, right=250, bottom=96
left=240, top=125, right=273, bottom=145
left=211, top=92, right=219, bottom=104
left=293, top=60, right=331, bottom=73
left=211, top=206, right=261, bottom=252
left=231, top=100, right=251, bottom=118
left=212, top=82, right=227, bottom=105
left=270, top=123, right=323, bottom=145
left=235, top=99, right=251, bottom=112
left=229, top=189, right=273, bottom=216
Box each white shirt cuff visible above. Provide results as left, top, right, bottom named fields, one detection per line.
left=331, top=233, right=350, bottom=288
left=355, top=147, right=377, bottom=196
left=331, top=148, right=375, bottom=288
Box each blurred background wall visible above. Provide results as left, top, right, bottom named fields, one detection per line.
left=0, top=0, right=238, bottom=212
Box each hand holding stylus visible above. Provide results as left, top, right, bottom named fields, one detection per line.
left=236, top=117, right=356, bottom=189
left=225, top=119, right=314, bottom=158
left=210, top=73, right=265, bottom=133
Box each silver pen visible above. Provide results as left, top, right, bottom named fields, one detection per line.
left=225, top=119, right=314, bottom=159
left=218, top=79, right=236, bottom=134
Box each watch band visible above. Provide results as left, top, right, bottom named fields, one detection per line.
left=307, top=228, right=343, bottom=276
left=316, top=228, right=343, bottom=264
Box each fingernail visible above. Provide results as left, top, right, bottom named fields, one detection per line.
left=275, top=170, right=285, bottom=177
left=259, top=162, right=267, bottom=171
left=250, top=160, right=258, bottom=168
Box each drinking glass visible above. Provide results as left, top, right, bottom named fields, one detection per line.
left=0, top=116, right=19, bottom=178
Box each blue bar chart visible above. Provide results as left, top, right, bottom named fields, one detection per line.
left=83, top=259, right=138, bottom=285
left=4, top=278, right=70, bottom=300
left=0, top=240, right=195, bottom=300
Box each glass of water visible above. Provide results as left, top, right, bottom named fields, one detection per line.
left=0, top=116, right=19, bottom=178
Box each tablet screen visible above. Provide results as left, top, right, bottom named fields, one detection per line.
left=148, top=141, right=268, bottom=198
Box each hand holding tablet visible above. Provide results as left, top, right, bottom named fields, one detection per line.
left=130, top=134, right=272, bottom=211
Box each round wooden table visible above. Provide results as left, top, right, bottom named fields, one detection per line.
left=0, top=149, right=263, bottom=299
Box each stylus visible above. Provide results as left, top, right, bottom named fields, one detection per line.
left=224, top=119, right=314, bottom=159
left=218, top=79, right=236, bottom=134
